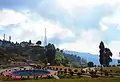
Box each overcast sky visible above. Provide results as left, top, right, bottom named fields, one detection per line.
left=0, top=0, right=120, bottom=59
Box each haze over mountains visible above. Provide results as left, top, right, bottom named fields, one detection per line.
left=63, top=50, right=118, bottom=65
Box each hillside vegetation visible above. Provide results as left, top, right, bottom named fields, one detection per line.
left=0, top=40, right=87, bottom=67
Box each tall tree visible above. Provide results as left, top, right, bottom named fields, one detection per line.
left=99, top=41, right=113, bottom=67
left=99, top=41, right=105, bottom=66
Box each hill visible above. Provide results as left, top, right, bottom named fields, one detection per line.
left=0, top=41, right=88, bottom=67
left=63, top=50, right=118, bottom=65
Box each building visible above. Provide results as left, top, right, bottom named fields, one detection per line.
left=20, top=42, right=29, bottom=47
left=0, top=40, right=14, bottom=47
left=0, top=40, right=2, bottom=46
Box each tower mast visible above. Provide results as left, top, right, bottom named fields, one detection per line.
left=44, top=28, right=47, bottom=46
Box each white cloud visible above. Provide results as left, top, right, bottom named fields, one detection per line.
left=0, top=9, right=74, bottom=43
left=100, top=1, right=120, bottom=31
left=108, top=41, right=120, bottom=59
left=0, top=9, right=28, bottom=26
left=57, top=0, right=120, bottom=13
left=0, top=26, right=4, bottom=30
left=58, top=29, right=102, bottom=55
left=99, top=22, right=108, bottom=31
left=58, top=29, right=120, bottom=59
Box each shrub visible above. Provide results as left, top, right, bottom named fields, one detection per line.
left=100, top=72, right=103, bottom=75
left=117, top=65, right=120, bottom=66
left=61, top=71, right=64, bottom=74
left=64, top=71, right=67, bottom=74
left=46, top=75, right=51, bottom=79
left=81, top=70, right=85, bottom=73
left=56, top=68, right=58, bottom=71
left=58, top=74, right=65, bottom=79
left=53, top=68, right=55, bottom=70
left=112, top=65, right=116, bottom=67
left=74, top=69, right=78, bottom=72
left=109, top=65, right=112, bottom=67
left=100, top=68, right=103, bottom=72
left=70, top=71, right=74, bottom=76
left=59, top=68, right=62, bottom=71
left=58, top=71, right=60, bottom=74
left=89, top=70, right=98, bottom=78
left=77, top=72, right=81, bottom=77
left=104, top=70, right=109, bottom=76
left=68, top=69, right=72, bottom=72
left=64, top=69, right=67, bottom=74
left=64, top=68, right=67, bottom=71
left=110, top=70, right=112, bottom=72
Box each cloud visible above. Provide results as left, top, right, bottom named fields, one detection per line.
left=58, top=29, right=102, bottom=55
left=100, top=1, right=120, bottom=31
left=107, top=41, right=120, bottom=59
left=0, top=9, right=27, bottom=26
left=99, top=1, right=120, bottom=42
left=0, top=9, right=74, bottom=45
left=58, top=28, right=120, bottom=59
left=0, top=26, right=4, bottom=30
left=57, top=0, right=119, bottom=14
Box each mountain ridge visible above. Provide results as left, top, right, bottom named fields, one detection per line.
left=63, top=50, right=118, bottom=65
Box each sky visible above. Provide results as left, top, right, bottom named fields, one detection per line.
left=0, top=0, right=120, bottom=59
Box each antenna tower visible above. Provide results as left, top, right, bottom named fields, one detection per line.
left=44, top=28, right=47, bottom=46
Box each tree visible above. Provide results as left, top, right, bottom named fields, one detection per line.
left=45, top=43, right=56, bottom=65
left=99, top=41, right=105, bottom=66
left=43, top=57, right=48, bottom=66
left=87, top=62, right=94, bottom=67
left=60, top=49, right=64, bottom=53
left=29, top=40, right=32, bottom=44
left=36, top=41, right=42, bottom=45
left=55, top=50, right=65, bottom=66
left=104, top=48, right=112, bottom=66
left=99, top=41, right=113, bottom=67
left=118, top=60, right=120, bottom=65
left=56, top=48, right=60, bottom=51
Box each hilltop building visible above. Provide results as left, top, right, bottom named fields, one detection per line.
left=0, top=39, right=14, bottom=47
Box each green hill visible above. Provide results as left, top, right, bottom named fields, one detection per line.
left=0, top=41, right=87, bottom=67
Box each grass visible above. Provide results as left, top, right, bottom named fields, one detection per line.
left=5, top=78, right=120, bottom=82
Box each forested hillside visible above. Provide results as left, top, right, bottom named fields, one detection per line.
left=0, top=40, right=87, bottom=67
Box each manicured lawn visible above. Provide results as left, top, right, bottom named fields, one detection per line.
left=6, top=78, right=120, bottom=82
